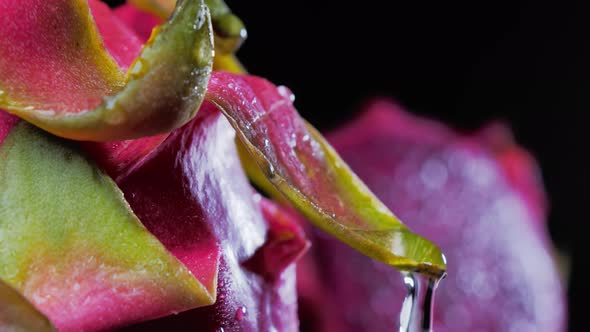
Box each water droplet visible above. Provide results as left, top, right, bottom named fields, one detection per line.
left=399, top=273, right=417, bottom=332
left=194, top=10, right=206, bottom=30
left=235, top=306, right=246, bottom=321
left=265, top=162, right=276, bottom=178
left=104, top=96, right=117, bottom=111
left=129, top=59, right=145, bottom=78
left=288, top=132, right=297, bottom=148
left=215, top=328, right=225, bottom=332
left=277, top=85, right=295, bottom=102
left=238, top=28, right=248, bottom=39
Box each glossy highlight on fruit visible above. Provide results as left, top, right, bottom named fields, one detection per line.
left=117, top=106, right=307, bottom=331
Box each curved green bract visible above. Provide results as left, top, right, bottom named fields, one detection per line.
left=204, top=0, right=248, bottom=54
left=131, top=0, right=247, bottom=54
left=0, top=123, right=216, bottom=331
left=234, top=122, right=442, bottom=275
left=207, top=73, right=447, bottom=278
left=0, top=279, right=56, bottom=332
left=0, top=0, right=213, bottom=141
left=240, top=122, right=446, bottom=278
left=300, top=124, right=445, bottom=277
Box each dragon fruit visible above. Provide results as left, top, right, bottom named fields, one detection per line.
left=298, top=99, right=566, bottom=331
left=0, top=0, right=447, bottom=331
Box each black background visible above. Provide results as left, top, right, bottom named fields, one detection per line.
left=108, top=1, right=588, bottom=330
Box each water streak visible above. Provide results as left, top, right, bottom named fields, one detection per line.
left=421, top=273, right=447, bottom=332
left=399, top=273, right=417, bottom=332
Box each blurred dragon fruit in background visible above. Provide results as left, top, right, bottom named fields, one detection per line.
left=297, top=99, right=566, bottom=332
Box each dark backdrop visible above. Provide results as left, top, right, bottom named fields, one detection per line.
left=108, top=1, right=588, bottom=330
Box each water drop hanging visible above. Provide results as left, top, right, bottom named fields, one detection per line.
left=421, top=273, right=446, bottom=332
left=399, top=273, right=417, bottom=332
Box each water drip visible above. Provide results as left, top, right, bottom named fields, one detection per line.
left=399, top=273, right=417, bottom=332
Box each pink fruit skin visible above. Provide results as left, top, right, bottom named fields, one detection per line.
left=0, top=0, right=118, bottom=112
left=0, top=111, right=18, bottom=144
left=88, top=0, right=143, bottom=71
left=118, top=105, right=307, bottom=332
left=298, top=99, right=566, bottom=332
left=114, top=3, right=161, bottom=43
left=474, top=121, right=548, bottom=223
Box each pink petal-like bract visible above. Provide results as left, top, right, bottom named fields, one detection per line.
left=118, top=105, right=307, bottom=331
